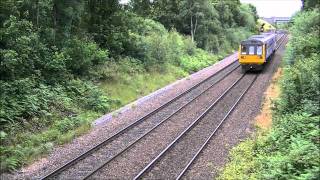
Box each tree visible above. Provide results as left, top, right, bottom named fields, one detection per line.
left=130, top=0, right=153, bottom=17
left=302, top=0, right=320, bottom=10
left=152, top=0, right=182, bottom=30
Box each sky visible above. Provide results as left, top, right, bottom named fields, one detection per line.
left=240, top=0, right=302, bottom=18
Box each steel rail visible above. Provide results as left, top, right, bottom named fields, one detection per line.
left=176, top=75, right=258, bottom=179
left=41, top=58, right=239, bottom=179
left=276, top=34, right=287, bottom=50
left=133, top=73, right=246, bottom=180
left=176, top=33, right=287, bottom=180
left=81, top=60, right=240, bottom=180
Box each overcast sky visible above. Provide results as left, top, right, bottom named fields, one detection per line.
left=240, top=0, right=302, bottom=17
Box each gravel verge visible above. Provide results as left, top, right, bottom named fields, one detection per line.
left=2, top=52, right=237, bottom=180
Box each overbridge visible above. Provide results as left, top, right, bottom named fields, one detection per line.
left=262, top=17, right=291, bottom=25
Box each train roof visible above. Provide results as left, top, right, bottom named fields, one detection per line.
left=241, top=33, right=276, bottom=44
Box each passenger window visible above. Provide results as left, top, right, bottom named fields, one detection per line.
left=257, top=46, right=262, bottom=55
left=249, top=46, right=255, bottom=55
left=241, top=46, right=247, bottom=54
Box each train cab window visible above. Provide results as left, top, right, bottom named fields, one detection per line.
left=257, top=46, right=263, bottom=55
left=249, top=46, right=255, bottom=55
left=241, top=46, right=247, bottom=54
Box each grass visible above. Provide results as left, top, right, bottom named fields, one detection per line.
left=217, top=140, right=257, bottom=180
left=99, top=65, right=188, bottom=108
left=0, top=111, right=100, bottom=172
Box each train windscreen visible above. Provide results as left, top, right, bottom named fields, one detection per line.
left=257, top=46, right=263, bottom=55
left=241, top=46, right=247, bottom=54
left=241, top=45, right=263, bottom=55
left=249, top=46, right=255, bottom=55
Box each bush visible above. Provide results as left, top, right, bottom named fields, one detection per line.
left=180, top=49, right=218, bottom=73
left=256, top=114, right=320, bottom=179
left=65, top=79, right=119, bottom=113
left=62, top=38, right=109, bottom=77
left=276, top=54, right=320, bottom=115
left=285, top=9, right=320, bottom=64
left=0, top=79, right=72, bottom=129
left=0, top=16, right=53, bottom=81
left=218, top=140, right=257, bottom=180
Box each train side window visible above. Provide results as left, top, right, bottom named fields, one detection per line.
left=249, top=46, right=255, bottom=55
left=257, top=46, right=263, bottom=55
left=241, top=46, right=247, bottom=54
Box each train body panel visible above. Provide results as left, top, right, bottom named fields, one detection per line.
left=238, top=33, right=277, bottom=71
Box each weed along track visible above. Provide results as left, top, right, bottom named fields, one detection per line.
left=40, top=61, right=239, bottom=179
left=39, top=33, right=287, bottom=179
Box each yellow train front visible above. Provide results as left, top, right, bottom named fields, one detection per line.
left=238, top=33, right=276, bottom=72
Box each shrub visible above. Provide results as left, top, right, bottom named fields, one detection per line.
left=62, top=38, right=109, bottom=77
left=285, top=9, right=320, bottom=64
left=256, top=114, right=320, bottom=179
left=0, top=16, right=51, bottom=81
left=276, top=53, right=320, bottom=115
left=65, top=79, right=118, bottom=113
left=179, top=49, right=218, bottom=73
left=0, top=78, right=73, bottom=129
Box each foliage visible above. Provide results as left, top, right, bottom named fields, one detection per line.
left=180, top=49, right=218, bottom=72
left=257, top=19, right=276, bottom=32
left=276, top=54, right=320, bottom=115
left=0, top=0, right=258, bottom=172
left=0, top=111, right=99, bottom=172
left=219, top=8, right=320, bottom=180
left=62, top=38, right=109, bottom=77
left=218, top=140, right=257, bottom=180
left=100, top=64, right=187, bottom=107
left=284, top=9, right=320, bottom=64
left=256, top=114, right=320, bottom=179
left=302, top=0, right=320, bottom=10
left=133, top=0, right=258, bottom=52
left=220, top=113, right=320, bottom=180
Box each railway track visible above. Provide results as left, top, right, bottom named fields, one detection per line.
left=41, top=33, right=287, bottom=180
left=41, top=57, right=240, bottom=179
left=133, top=33, right=287, bottom=180
left=134, top=71, right=257, bottom=180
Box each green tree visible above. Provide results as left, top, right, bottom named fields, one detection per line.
left=302, top=0, right=320, bottom=10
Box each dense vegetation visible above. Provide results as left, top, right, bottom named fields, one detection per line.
left=0, top=0, right=258, bottom=172
left=219, top=4, right=320, bottom=180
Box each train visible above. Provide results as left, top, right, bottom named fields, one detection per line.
left=238, top=32, right=277, bottom=72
